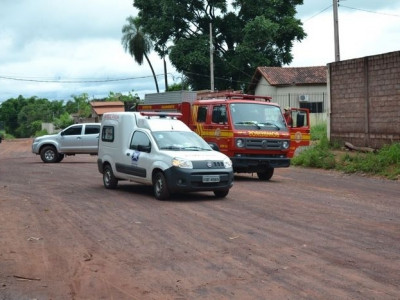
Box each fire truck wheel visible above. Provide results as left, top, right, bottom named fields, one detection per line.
left=153, top=171, right=170, bottom=200
left=257, top=168, right=274, bottom=181
left=214, top=189, right=229, bottom=198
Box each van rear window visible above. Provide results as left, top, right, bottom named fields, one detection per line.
left=101, top=126, right=114, bottom=142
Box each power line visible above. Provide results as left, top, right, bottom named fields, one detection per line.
left=0, top=74, right=164, bottom=84
left=340, top=5, right=400, bottom=17
left=303, top=5, right=333, bottom=23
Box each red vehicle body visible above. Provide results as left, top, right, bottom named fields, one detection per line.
left=137, top=93, right=310, bottom=180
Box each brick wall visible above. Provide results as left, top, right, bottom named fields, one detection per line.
left=328, top=51, right=400, bottom=148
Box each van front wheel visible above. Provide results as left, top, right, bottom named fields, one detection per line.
left=214, top=189, right=229, bottom=198
left=153, top=172, right=170, bottom=200
left=103, top=165, right=118, bottom=189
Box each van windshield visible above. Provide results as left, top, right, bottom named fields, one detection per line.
left=153, top=131, right=212, bottom=151
left=230, top=103, right=287, bottom=130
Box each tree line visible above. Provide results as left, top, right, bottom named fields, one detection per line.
left=0, top=92, right=139, bottom=139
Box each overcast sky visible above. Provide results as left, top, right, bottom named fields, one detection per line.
left=1, top=0, right=400, bottom=103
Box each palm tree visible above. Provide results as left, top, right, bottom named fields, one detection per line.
left=121, top=16, right=159, bottom=93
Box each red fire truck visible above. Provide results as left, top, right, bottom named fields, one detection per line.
left=137, top=92, right=310, bottom=180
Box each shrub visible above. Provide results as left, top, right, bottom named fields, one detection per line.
left=292, top=135, right=336, bottom=169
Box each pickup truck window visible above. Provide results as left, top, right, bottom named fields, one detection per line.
left=85, top=125, right=100, bottom=135
left=63, top=125, right=82, bottom=136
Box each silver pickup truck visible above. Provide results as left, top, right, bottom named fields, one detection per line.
left=32, top=123, right=100, bottom=163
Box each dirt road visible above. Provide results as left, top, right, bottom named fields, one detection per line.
left=0, top=139, right=399, bottom=300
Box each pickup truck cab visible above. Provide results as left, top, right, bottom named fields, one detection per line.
left=32, top=123, right=100, bottom=163
left=97, top=112, right=234, bottom=200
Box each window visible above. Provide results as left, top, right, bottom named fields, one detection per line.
left=85, top=125, right=100, bottom=135
left=197, top=106, right=207, bottom=122
left=101, top=126, right=114, bottom=142
left=130, top=131, right=151, bottom=152
left=299, top=102, right=323, bottom=113
left=63, top=125, right=82, bottom=136
left=212, top=106, right=227, bottom=124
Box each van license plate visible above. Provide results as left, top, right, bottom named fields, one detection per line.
left=202, top=175, right=220, bottom=183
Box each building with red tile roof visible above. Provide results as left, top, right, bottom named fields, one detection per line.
left=90, top=101, right=125, bottom=122
left=248, top=66, right=328, bottom=124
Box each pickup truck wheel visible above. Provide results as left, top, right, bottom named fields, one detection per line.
left=257, top=167, right=274, bottom=181
left=214, top=189, right=229, bottom=198
left=153, top=172, right=170, bottom=200
left=40, top=146, right=59, bottom=163
left=103, top=165, right=118, bottom=189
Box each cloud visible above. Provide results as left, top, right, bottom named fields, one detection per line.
left=1, top=0, right=399, bottom=102
left=0, top=0, right=172, bottom=101
left=290, top=1, right=400, bottom=66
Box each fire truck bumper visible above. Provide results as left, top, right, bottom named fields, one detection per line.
left=231, top=156, right=290, bottom=172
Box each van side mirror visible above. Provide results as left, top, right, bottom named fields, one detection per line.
left=138, top=144, right=151, bottom=153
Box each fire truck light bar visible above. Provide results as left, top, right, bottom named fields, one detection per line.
left=140, top=112, right=182, bottom=118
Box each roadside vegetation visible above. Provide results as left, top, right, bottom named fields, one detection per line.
left=292, top=123, right=400, bottom=180
left=0, top=92, right=140, bottom=139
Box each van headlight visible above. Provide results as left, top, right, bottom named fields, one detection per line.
left=172, top=157, right=193, bottom=169
left=223, top=157, right=232, bottom=168
left=282, top=140, right=290, bottom=149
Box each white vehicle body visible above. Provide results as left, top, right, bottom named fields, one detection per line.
left=32, top=123, right=100, bottom=163
left=97, top=112, right=234, bottom=200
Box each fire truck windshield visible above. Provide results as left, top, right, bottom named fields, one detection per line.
left=229, top=103, right=287, bottom=131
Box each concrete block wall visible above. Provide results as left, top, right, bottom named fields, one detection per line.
left=328, top=51, right=400, bottom=148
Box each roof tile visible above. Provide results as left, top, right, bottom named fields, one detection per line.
left=258, top=66, right=327, bottom=86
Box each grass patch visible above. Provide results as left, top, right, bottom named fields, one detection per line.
left=291, top=124, right=400, bottom=180
left=337, top=143, right=400, bottom=180
left=292, top=135, right=336, bottom=169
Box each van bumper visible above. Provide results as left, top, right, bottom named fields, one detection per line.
left=163, top=167, right=234, bottom=193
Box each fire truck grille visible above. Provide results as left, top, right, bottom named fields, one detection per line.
left=245, top=139, right=285, bottom=150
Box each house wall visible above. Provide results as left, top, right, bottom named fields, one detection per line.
left=42, top=122, right=56, bottom=134
left=328, top=51, right=400, bottom=148
left=255, top=77, right=328, bottom=125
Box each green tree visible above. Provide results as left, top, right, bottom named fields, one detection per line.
left=134, top=0, right=306, bottom=91
left=53, top=112, right=74, bottom=130
left=121, top=16, right=160, bottom=93
left=0, top=96, right=60, bottom=137
left=0, top=96, right=29, bottom=136
left=65, top=93, right=92, bottom=118
left=105, top=91, right=140, bottom=103
left=16, top=98, right=53, bottom=137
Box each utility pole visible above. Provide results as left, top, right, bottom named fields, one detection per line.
left=333, top=0, right=340, bottom=61
left=209, top=23, right=215, bottom=91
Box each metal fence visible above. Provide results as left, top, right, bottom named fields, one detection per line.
left=271, top=93, right=327, bottom=125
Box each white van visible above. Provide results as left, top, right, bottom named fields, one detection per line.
left=97, top=112, right=234, bottom=200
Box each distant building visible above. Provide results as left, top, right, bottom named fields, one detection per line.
left=248, top=66, right=328, bottom=124
left=90, top=101, right=125, bottom=122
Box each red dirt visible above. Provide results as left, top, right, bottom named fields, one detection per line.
left=1, top=139, right=399, bottom=299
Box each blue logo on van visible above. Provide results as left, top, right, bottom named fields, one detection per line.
left=131, top=151, right=140, bottom=163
